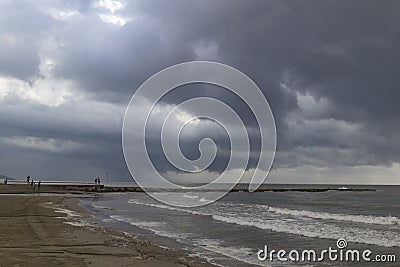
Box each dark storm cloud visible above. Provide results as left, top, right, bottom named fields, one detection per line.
left=126, top=0, right=400, bottom=169
left=0, top=0, right=399, bottom=182
left=52, top=12, right=196, bottom=103
left=0, top=1, right=46, bottom=80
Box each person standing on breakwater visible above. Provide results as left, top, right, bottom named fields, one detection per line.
left=94, top=177, right=101, bottom=191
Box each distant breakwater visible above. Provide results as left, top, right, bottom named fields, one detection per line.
left=0, top=183, right=376, bottom=194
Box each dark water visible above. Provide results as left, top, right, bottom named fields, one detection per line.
left=80, top=186, right=400, bottom=266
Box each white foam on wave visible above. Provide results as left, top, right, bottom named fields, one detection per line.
left=127, top=199, right=400, bottom=248
left=188, top=252, right=227, bottom=267
left=182, top=194, right=199, bottom=199
left=266, top=206, right=400, bottom=226
left=110, top=215, right=165, bottom=227
left=41, top=201, right=91, bottom=228
left=128, top=199, right=206, bottom=216
left=193, top=239, right=265, bottom=267
left=128, top=198, right=400, bottom=226
left=151, top=192, right=215, bottom=206
left=41, top=201, right=82, bottom=218
left=91, top=204, right=114, bottom=210
left=211, top=215, right=400, bottom=248
left=63, top=221, right=92, bottom=227
left=110, top=215, right=189, bottom=240
left=53, top=207, right=82, bottom=218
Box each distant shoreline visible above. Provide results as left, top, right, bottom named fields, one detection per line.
left=0, top=183, right=376, bottom=194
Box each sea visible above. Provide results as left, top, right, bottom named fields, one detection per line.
left=78, top=184, right=400, bottom=266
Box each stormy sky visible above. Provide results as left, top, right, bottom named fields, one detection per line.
left=0, top=0, right=399, bottom=184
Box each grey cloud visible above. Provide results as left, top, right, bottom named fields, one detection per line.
left=0, top=0, right=399, bottom=183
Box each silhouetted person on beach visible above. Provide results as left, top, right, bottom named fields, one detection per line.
left=4, top=178, right=7, bottom=185
left=38, top=181, right=41, bottom=190
left=27, top=176, right=30, bottom=184
left=94, top=177, right=101, bottom=191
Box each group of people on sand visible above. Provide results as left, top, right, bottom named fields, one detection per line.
left=94, top=177, right=101, bottom=185
left=26, top=175, right=41, bottom=190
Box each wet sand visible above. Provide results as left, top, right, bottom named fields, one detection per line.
left=0, top=195, right=214, bottom=267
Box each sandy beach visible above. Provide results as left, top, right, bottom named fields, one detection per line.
left=0, top=194, right=214, bottom=267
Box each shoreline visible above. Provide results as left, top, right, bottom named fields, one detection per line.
left=0, top=183, right=377, bottom=194
left=0, top=195, right=215, bottom=267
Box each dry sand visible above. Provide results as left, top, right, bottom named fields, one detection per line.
left=0, top=195, right=215, bottom=267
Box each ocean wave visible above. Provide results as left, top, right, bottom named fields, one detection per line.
left=127, top=199, right=206, bottom=216
left=110, top=214, right=189, bottom=240
left=110, top=215, right=165, bottom=227
left=91, top=204, right=114, bottom=210
left=193, top=239, right=264, bottom=267
left=127, top=199, right=400, bottom=248
left=266, top=206, right=400, bottom=226
left=182, top=194, right=199, bottom=199
left=63, top=221, right=92, bottom=227
left=211, top=215, right=400, bottom=248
